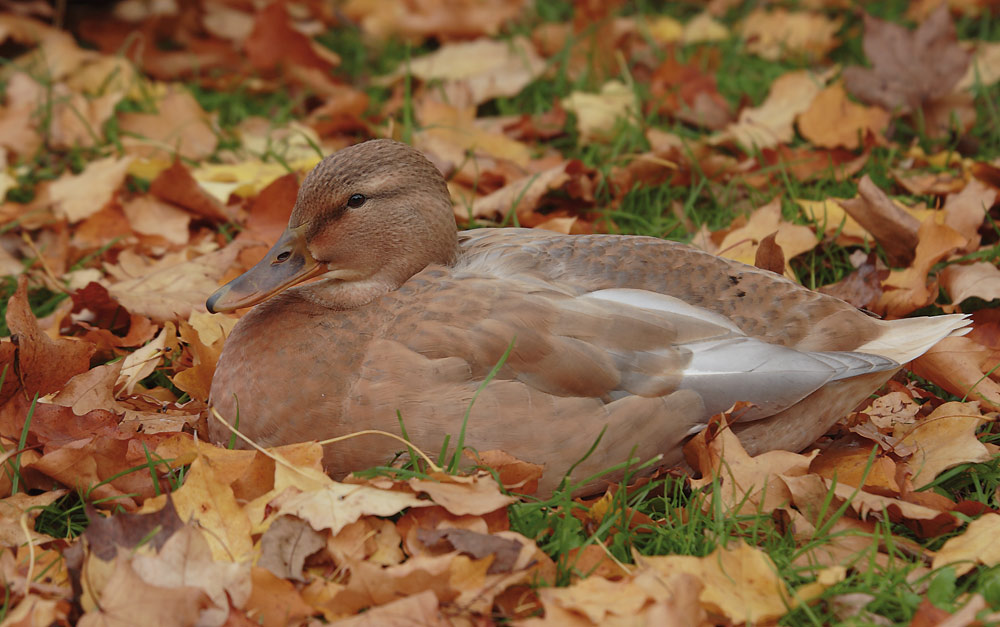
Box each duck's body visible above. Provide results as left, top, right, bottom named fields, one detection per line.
left=206, top=140, right=969, bottom=495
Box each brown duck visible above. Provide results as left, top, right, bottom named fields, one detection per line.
left=206, top=139, right=969, bottom=495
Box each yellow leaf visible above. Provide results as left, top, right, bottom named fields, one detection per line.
left=561, top=81, right=639, bottom=142
left=933, top=513, right=1000, bottom=576
left=638, top=541, right=791, bottom=623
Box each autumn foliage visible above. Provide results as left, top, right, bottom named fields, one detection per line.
left=1, top=0, right=1000, bottom=625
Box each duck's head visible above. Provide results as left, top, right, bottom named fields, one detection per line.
left=207, top=139, right=458, bottom=313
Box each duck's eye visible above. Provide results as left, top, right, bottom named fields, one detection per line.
left=275, top=251, right=291, bottom=263
left=347, top=193, right=366, bottom=208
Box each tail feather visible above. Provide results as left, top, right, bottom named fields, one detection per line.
left=857, top=314, right=972, bottom=364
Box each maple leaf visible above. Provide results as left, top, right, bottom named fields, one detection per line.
left=843, top=6, right=972, bottom=137
left=3, top=276, right=95, bottom=404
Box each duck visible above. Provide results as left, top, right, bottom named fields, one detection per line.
left=205, top=139, right=970, bottom=496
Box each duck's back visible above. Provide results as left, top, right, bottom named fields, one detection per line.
left=455, top=228, right=883, bottom=352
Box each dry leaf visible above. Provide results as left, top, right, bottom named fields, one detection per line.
left=48, top=155, right=133, bottom=224
left=118, top=89, right=218, bottom=161
left=561, top=81, right=639, bottom=142
left=106, top=243, right=248, bottom=322
left=395, top=37, right=544, bottom=108
left=878, top=218, right=967, bottom=317
left=4, top=276, right=95, bottom=403
left=714, top=68, right=833, bottom=149
left=797, top=82, right=890, bottom=149
left=941, top=262, right=1000, bottom=307
left=713, top=198, right=818, bottom=280
left=637, top=541, right=793, bottom=624
left=740, top=9, right=841, bottom=60
left=897, top=401, right=992, bottom=487
left=933, top=513, right=1000, bottom=576
left=911, top=336, right=1000, bottom=410
left=837, top=175, right=920, bottom=267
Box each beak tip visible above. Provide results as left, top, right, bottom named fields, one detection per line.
left=206, top=289, right=223, bottom=314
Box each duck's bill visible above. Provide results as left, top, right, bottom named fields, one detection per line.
left=207, top=224, right=326, bottom=313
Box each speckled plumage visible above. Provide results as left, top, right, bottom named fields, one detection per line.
left=206, top=139, right=969, bottom=495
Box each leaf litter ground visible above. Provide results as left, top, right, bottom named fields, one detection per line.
left=1, top=1, right=1000, bottom=625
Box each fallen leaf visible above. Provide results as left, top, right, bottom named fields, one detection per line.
left=122, top=196, right=192, bottom=246
left=76, top=553, right=212, bottom=627
left=943, top=178, right=996, bottom=249
left=394, top=37, right=545, bottom=108
left=524, top=569, right=707, bottom=626
left=713, top=198, right=819, bottom=280
left=117, top=88, right=218, bottom=161
left=898, top=402, right=993, bottom=488
left=686, top=413, right=817, bottom=516
left=130, top=524, right=251, bottom=626
left=269, top=480, right=432, bottom=536
left=941, top=262, right=1000, bottom=307
left=141, top=455, right=254, bottom=562
left=243, top=566, right=315, bottom=626
left=106, top=243, right=248, bottom=322
left=714, top=68, right=833, bottom=150
left=843, top=6, right=971, bottom=137
left=244, top=1, right=339, bottom=74
left=561, top=80, right=639, bottom=141
left=911, top=336, right=1000, bottom=410
left=4, top=275, right=95, bottom=403
left=740, top=9, right=841, bottom=61
left=47, top=155, right=133, bottom=223
left=149, top=159, right=230, bottom=221
left=878, top=218, right=967, bottom=317
left=797, top=82, right=890, bottom=149
left=837, top=174, right=920, bottom=267
left=637, top=541, right=792, bottom=624
left=933, top=513, right=1000, bottom=576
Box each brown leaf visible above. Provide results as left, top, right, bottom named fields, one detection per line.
left=76, top=554, right=212, bottom=627
left=4, top=276, right=95, bottom=403
left=78, top=498, right=184, bottom=560
left=257, top=515, right=326, bottom=581
left=117, top=89, right=218, bottom=161
left=244, top=1, right=339, bottom=74
left=106, top=243, right=249, bottom=323
left=898, top=402, right=993, bottom=488
left=753, top=231, right=785, bottom=274
left=714, top=198, right=818, bottom=280
left=797, top=82, right=890, bottom=150
left=944, top=178, right=997, bottom=250
left=465, top=449, right=544, bottom=495
left=417, top=527, right=523, bottom=574
left=47, top=155, right=133, bottom=224
left=941, top=262, right=1000, bottom=307
left=394, top=37, right=545, bottom=108
left=121, top=196, right=191, bottom=247
left=148, top=160, right=229, bottom=222
left=329, top=590, right=449, bottom=627
left=740, top=9, right=841, bottom=61
left=878, top=218, right=967, bottom=317
left=933, top=513, right=1000, bottom=576
left=686, top=414, right=817, bottom=516
left=818, top=252, right=887, bottom=310
left=714, top=68, right=833, bottom=150
left=837, top=175, right=920, bottom=267
left=911, top=336, right=1000, bottom=410
left=244, top=566, right=315, bottom=626
left=843, top=6, right=970, bottom=113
